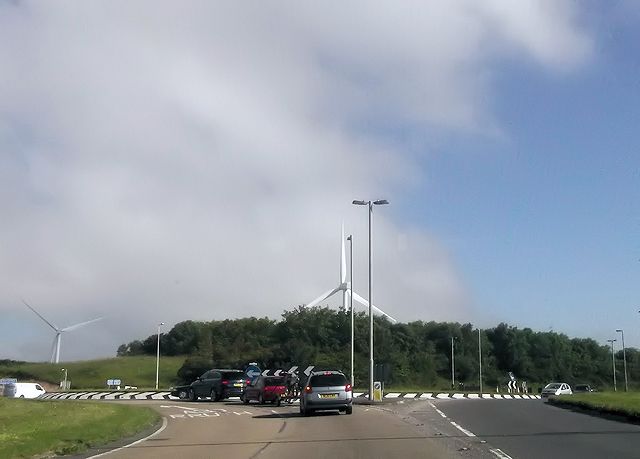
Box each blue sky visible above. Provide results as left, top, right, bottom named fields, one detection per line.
left=0, top=1, right=638, bottom=360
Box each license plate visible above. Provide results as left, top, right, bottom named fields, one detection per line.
left=234, top=383, right=242, bottom=387
left=319, top=393, right=338, bottom=399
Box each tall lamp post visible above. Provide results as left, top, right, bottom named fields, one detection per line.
left=155, top=322, right=165, bottom=390
left=615, top=329, right=628, bottom=392
left=352, top=198, right=389, bottom=400
left=478, top=329, right=483, bottom=394
left=347, top=234, right=354, bottom=387
left=451, top=336, right=457, bottom=389
left=607, top=338, right=617, bottom=392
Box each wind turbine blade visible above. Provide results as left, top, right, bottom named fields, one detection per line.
left=351, top=291, right=398, bottom=323
left=306, top=287, right=341, bottom=308
left=22, top=299, right=59, bottom=331
left=341, top=223, right=346, bottom=284
left=62, top=317, right=103, bottom=332
left=50, top=335, right=58, bottom=363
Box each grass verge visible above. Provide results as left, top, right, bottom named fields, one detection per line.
left=0, top=398, right=160, bottom=458
left=548, top=392, right=640, bottom=420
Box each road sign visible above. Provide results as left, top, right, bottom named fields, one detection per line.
left=303, top=366, right=315, bottom=376
left=0, top=378, right=17, bottom=384
left=107, top=379, right=121, bottom=386
left=245, top=365, right=261, bottom=379
left=373, top=381, right=383, bottom=402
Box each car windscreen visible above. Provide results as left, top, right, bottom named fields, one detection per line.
left=309, top=374, right=347, bottom=387
left=544, top=383, right=561, bottom=389
left=222, top=371, right=244, bottom=380
left=264, top=377, right=285, bottom=385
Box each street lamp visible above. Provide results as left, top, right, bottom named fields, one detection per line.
left=478, top=329, right=483, bottom=394
left=347, top=234, right=354, bottom=388
left=155, top=322, right=165, bottom=390
left=352, top=198, right=389, bottom=401
left=607, top=338, right=617, bottom=392
left=451, top=336, right=457, bottom=389
left=61, top=368, right=68, bottom=390
left=615, top=329, right=628, bottom=392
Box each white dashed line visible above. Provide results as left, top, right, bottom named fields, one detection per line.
left=449, top=420, right=476, bottom=437
left=490, top=448, right=514, bottom=459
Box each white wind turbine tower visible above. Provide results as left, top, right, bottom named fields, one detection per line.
left=306, top=225, right=397, bottom=323
left=23, top=300, right=103, bottom=363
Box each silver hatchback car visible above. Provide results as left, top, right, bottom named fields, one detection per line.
left=300, top=370, right=353, bottom=416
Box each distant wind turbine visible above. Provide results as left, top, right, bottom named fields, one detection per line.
left=22, top=300, right=103, bottom=363
left=306, top=225, right=397, bottom=323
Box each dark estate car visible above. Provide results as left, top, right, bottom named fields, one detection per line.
left=574, top=384, right=596, bottom=393
left=242, top=375, right=287, bottom=405
left=171, top=369, right=245, bottom=401
left=300, top=370, right=352, bottom=416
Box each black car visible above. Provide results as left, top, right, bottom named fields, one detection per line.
left=170, top=369, right=246, bottom=401
left=574, top=384, right=595, bottom=393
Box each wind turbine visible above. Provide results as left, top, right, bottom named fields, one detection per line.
left=22, top=300, right=103, bottom=363
left=306, top=225, right=397, bottom=323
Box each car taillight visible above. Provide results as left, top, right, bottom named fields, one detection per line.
left=222, top=380, right=229, bottom=385
left=345, top=384, right=352, bottom=392
left=245, top=380, right=250, bottom=386
left=304, top=385, right=312, bottom=393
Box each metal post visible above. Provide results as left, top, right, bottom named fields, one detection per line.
left=451, top=336, right=455, bottom=389
left=348, top=234, right=354, bottom=388
left=478, top=328, right=483, bottom=394
left=616, top=329, right=628, bottom=392
left=607, top=339, right=617, bottom=392
left=61, top=368, right=67, bottom=390
left=368, top=202, right=373, bottom=401
left=155, top=322, right=164, bottom=390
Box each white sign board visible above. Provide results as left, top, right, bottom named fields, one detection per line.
left=107, top=379, right=122, bottom=386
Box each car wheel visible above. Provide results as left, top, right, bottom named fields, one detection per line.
left=346, top=405, right=353, bottom=415
left=188, top=389, right=196, bottom=402
left=276, top=396, right=281, bottom=407
left=242, top=394, right=250, bottom=405
left=178, top=390, right=188, bottom=400
left=258, top=394, right=265, bottom=405
left=210, top=389, right=218, bottom=402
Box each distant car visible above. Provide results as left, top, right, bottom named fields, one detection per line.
left=242, top=375, right=286, bottom=405
left=4, top=382, right=46, bottom=399
left=299, top=370, right=352, bottom=416
left=573, top=384, right=595, bottom=393
left=541, top=382, right=572, bottom=399
left=170, top=369, right=245, bottom=401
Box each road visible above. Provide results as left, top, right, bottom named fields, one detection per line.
left=428, top=398, right=640, bottom=459
left=78, top=398, right=640, bottom=459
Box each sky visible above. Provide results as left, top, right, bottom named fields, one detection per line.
left=1, top=1, right=639, bottom=362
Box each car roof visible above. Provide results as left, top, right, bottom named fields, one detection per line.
left=310, top=370, right=344, bottom=376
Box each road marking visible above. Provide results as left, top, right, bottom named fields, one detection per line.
left=452, top=393, right=465, bottom=399
left=151, top=392, right=170, bottom=400
left=86, top=416, right=168, bottom=458
left=490, top=448, right=514, bottom=459
left=386, top=393, right=401, bottom=398
left=403, top=393, right=417, bottom=398
left=429, top=403, right=448, bottom=418
left=419, top=393, right=433, bottom=399
left=467, top=393, right=479, bottom=399
left=450, top=421, right=476, bottom=437
left=482, top=393, right=492, bottom=399
left=436, top=393, right=450, bottom=399
left=135, top=392, right=156, bottom=399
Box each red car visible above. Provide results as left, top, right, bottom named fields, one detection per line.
left=242, top=375, right=286, bottom=405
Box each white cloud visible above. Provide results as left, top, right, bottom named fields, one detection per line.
left=0, top=1, right=591, bottom=360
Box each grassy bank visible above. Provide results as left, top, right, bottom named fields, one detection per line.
left=0, top=398, right=160, bottom=457
left=549, top=392, right=640, bottom=419
left=0, top=356, right=186, bottom=389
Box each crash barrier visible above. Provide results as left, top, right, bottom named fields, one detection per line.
left=38, top=391, right=542, bottom=401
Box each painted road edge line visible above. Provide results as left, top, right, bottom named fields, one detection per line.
left=86, top=416, right=168, bottom=458
left=490, top=448, right=514, bottom=459
left=449, top=420, right=476, bottom=437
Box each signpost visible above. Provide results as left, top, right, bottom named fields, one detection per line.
left=373, top=381, right=383, bottom=402
left=106, top=379, right=122, bottom=389
left=245, top=363, right=262, bottom=381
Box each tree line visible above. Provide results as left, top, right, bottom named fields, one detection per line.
left=117, top=306, right=638, bottom=389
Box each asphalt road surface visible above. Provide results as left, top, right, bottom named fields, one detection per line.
left=80, top=398, right=640, bottom=459
left=429, top=398, right=640, bottom=459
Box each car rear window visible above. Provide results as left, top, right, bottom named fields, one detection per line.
left=309, top=374, right=347, bottom=387
left=222, top=371, right=244, bottom=380
left=265, top=377, right=285, bottom=385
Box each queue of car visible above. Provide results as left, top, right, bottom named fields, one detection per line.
left=170, top=368, right=353, bottom=416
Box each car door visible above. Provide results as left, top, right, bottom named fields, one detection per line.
left=193, top=371, right=213, bottom=397
left=246, top=377, right=262, bottom=400
left=210, top=371, right=222, bottom=396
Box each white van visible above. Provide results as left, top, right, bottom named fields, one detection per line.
left=11, top=383, right=46, bottom=399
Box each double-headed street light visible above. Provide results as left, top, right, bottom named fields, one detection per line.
left=352, top=199, right=389, bottom=401
left=155, top=322, right=165, bottom=390
left=607, top=338, right=617, bottom=392
left=615, top=329, right=628, bottom=392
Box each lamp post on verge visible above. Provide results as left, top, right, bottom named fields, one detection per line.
left=607, top=338, right=617, bottom=392
left=347, top=234, right=354, bottom=388
left=61, top=368, right=68, bottom=390
left=478, top=329, right=483, bottom=394
left=615, top=329, right=628, bottom=392
left=155, top=322, right=165, bottom=390
left=352, top=198, right=389, bottom=401
left=451, top=336, right=456, bottom=389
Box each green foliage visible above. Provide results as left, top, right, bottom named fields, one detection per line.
left=114, top=307, right=636, bottom=390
